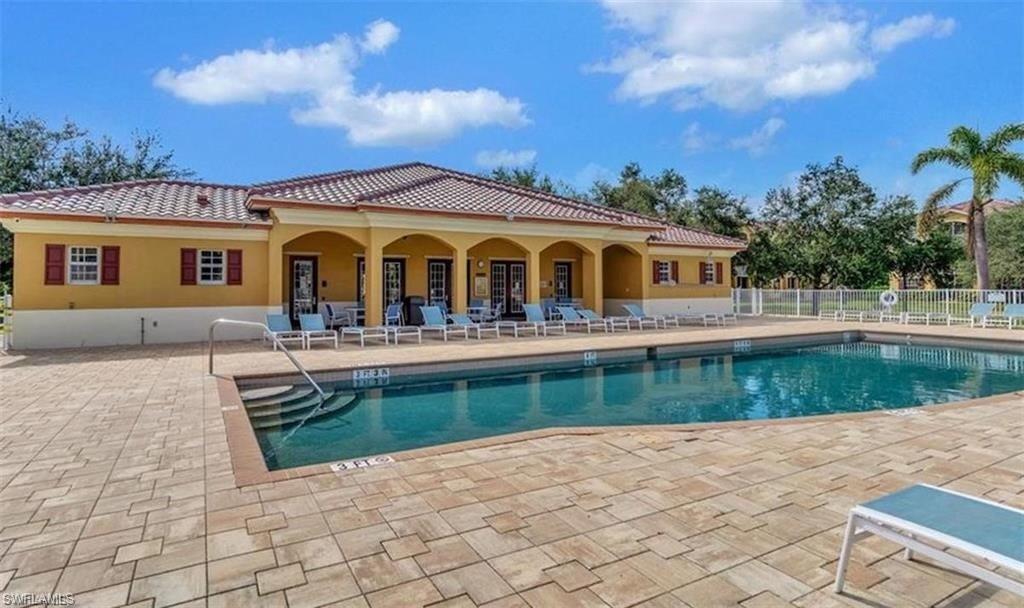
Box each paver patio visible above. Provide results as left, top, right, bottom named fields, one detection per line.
left=0, top=320, right=1021, bottom=607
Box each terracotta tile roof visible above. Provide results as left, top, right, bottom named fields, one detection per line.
left=0, top=162, right=747, bottom=248
left=944, top=199, right=1018, bottom=214
left=0, top=179, right=264, bottom=224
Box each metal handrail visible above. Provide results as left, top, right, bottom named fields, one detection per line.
left=208, top=319, right=326, bottom=400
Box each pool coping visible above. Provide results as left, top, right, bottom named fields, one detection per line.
left=218, top=327, right=1024, bottom=486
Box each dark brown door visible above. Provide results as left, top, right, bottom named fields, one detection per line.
left=554, top=261, right=573, bottom=301
left=491, top=261, right=526, bottom=317
left=427, top=260, right=452, bottom=309
left=289, top=256, right=319, bottom=321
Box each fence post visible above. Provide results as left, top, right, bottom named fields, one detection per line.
left=796, top=290, right=801, bottom=317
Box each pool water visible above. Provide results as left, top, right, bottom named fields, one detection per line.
left=246, top=342, right=1024, bottom=470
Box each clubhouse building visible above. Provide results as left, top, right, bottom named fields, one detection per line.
left=0, top=162, right=745, bottom=348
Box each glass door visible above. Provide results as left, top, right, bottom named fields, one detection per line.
left=554, top=262, right=572, bottom=301
left=491, top=263, right=507, bottom=315
left=290, top=257, right=318, bottom=320
left=509, top=263, right=525, bottom=314
left=428, top=260, right=452, bottom=309
left=490, top=261, right=526, bottom=317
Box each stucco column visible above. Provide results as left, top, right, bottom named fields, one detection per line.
left=640, top=252, right=652, bottom=304
left=526, top=249, right=541, bottom=305
left=365, top=232, right=384, bottom=327
left=452, top=246, right=468, bottom=313
left=583, top=248, right=603, bottom=314
left=267, top=229, right=284, bottom=310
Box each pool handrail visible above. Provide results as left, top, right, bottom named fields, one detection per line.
left=208, top=318, right=326, bottom=401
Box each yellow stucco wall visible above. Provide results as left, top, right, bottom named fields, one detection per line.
left=13, top=231, right=268, bottom=310
left=281, top=231, right=363, bottom=303
left=647, top=254, right=733, bottom=299
left=602, top=245, right=643, bottom=299
left=539, top=242, right=584, bottom=299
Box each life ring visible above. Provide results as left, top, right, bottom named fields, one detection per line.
left=880, top=291, right=899, bottom=308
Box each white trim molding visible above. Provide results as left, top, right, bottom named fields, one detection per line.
left=2, top=217, right=269, bottom=241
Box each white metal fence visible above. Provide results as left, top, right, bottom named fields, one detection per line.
left=733, top=288, right=1024, bottom=318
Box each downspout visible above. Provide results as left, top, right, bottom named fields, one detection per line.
left=140, top=317, right=146, bottom=345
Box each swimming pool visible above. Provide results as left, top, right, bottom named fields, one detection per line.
left=242, top=341, right=1024, bottom=470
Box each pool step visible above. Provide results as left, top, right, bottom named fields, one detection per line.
left=250, top=392, right=359, bottom=429
left=239, top=385, right=294, bottom=401
left=248, top=390, right=337, bottom=419
left=243, top=386, right=316, bottom=408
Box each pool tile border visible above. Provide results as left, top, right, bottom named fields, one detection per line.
left=219, top=328, right=1024, bottom=487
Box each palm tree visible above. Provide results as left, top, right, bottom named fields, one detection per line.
left=911, top=123, right=1024, bottom=289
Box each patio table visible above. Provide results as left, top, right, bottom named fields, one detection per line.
left=346, top=307, right=365, bottom=326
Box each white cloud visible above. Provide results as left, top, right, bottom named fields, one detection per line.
left=474, top=149, right=538, bottom=168
left=870, top=14, right=956, bottom=53
left=154, top=22, right=528, bottom=147
left=730, top=118, right=786, bottom=155
left=682, top=122, right=716, bottom=153
left=572, top=162, right=614, bottom=189
left=360, top=19, right=400, bottom=54
left=590, top=1, right=955, bottom=111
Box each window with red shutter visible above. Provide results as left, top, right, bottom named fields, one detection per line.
left=715, top=262, right=723, bottom=285
left=670, top=261, right=679, bottom=284
left=45, top=244, right=65, bottom=285
left=227, top=249, right=243, bottom=285
left=101, top=246, right=120, bottom=285
left=181, top=248, right=197, bottom=285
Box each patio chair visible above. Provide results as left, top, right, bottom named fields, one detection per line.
left=449, top=313, right=500, bottom=339
left=265, top=314, right=305, bottom=350
left=524, top=303, right=566, bottom=336
left=322, top=303, right=351, bottom=329
left=556, top=305, right=602, bottom=333
left=579, top=308, right=631, bottom=332
left=834, top=484, right=1023, bottom=597
left=948, top=303, right=997, bottom=327
left=298, top=314, right=338, bottom=349
left=718, top=312, right=739, bottom=325
left=384, top=303, right=404, bottom=326
left=622, top=303, right=669, bottom=329
left=420, top=306, right=469, bottom=341
left=983, top=303, right=1024, bottom=329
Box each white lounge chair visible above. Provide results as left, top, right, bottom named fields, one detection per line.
left=340, top=325, right=390, bottom=347
left=622, top=304, right=665, bottom=329
left=421, top=306, right=468, bottom=341
left=524, top=303, right=566, bottom=336
left=449, top=313, right=500, bottom=339
left=948, top=303, right=997, bottom=327
left=557, top=306, right=610, bottom=333
left=265, top=314, right=305, bottom=350
left=299, top=314, right=338, bottom=349
left=835, top=484, right=1023, bottom=597
left=984, top=304, right=1024, bottom=329
left=579, top=308, right=631, bottom=332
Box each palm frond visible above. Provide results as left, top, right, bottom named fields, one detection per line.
left=984, top=122, right=1024, bottom=152
left=991, top=150, right=1024, bottom=190
left=948, top=126, right=983, bottom=156
left=911, top=147, right=968, bottom=174
left=923, top=179, right=964, bottom=209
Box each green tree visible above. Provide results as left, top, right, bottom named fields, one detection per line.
left=590, top=162, right=688, bottom=222
left=911, top=123, right=1024, bottom=289
left=750, top=157, right=912, bottom=289
left=891, top=227, right=963, bottom=288
left=955, top=205, right=1024, bottom=288
left=679, top=186, right=751, bottom=240
left=486, top=165, right=582, bottom=198
left=0, top=108, right=191, bottom=292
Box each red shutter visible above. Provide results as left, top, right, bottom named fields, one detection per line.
left=670, top=261, right=679, bottom=284
left=45, top=244, right=65, bottom=285
left=652, top=260, right=660, bottom=285
left=227, top=249, right=243, bottom=285
left=181, top=248, right=197, bottom=285
left=715, top=262, right=723, bottom=285
left=101, top=246, right=120, bottom=285
left=698, top=262, right=706, bottom=285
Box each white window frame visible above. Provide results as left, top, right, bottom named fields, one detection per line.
left=703, top=262, right=716, bottom=285
left=67, top=246, right=100, bottom=285
left=656, top=261, right=674, bottom=285
left=198, top=249, right=226, bottom=285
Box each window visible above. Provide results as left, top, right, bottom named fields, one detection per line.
left=199, top=250, right=225, bottom=284
left=703, top=262, right=716, bottom=285
left=68, top=246, right=100, bottom=284
left=950, top=222, right=966, bottom=237
left=657, top=261, right=672, bottom=284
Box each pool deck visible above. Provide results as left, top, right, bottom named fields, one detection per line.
left=0, top=320, right=1021, bottom=607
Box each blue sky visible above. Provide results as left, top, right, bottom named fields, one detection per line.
left=2, top=1, right=1021, bottom=209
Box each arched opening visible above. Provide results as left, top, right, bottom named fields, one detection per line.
left=467, top=237, right=530, bottom=317
left=602, top=243, right=644, bottom=317
left=539, top=240, right=591, bottom=311
left=380, top=233, right=456, bottom=324
left=281, top=231, right=364, bottom=322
